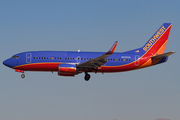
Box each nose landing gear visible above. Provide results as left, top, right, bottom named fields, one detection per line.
left=21, top=74, right=25, bottom=78
left=15, top=69, right=25, bottom=78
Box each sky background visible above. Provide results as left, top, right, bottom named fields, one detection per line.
left=0, top=0, right=180, bottom=120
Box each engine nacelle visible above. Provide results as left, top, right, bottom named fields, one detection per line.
left=58, top=64, right=76, bottom=76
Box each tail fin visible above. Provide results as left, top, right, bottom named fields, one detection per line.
left=142, top=23, right=172, bottom=55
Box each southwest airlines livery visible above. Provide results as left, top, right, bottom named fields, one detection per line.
left=3, top=23, right=175, bottom=81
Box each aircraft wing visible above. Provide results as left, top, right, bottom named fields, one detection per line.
left=76, top=41, right=118, bottom=70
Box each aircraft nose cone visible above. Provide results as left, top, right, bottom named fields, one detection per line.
left=3, top=60, right=8, bottom=66
left=3, top=59, right=13, bottom=68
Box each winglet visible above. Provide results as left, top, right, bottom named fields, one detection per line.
left=106, top=41, right=118, bottom=54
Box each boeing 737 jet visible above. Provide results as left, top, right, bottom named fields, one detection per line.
left=3, top=23, right=175, bottom=81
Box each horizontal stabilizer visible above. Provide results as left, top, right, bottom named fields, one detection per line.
left=151, top=51, right=176, bottom=59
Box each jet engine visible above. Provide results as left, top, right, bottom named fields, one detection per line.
left=58, top=64, right=76, bottom=76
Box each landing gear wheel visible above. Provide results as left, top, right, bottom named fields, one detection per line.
left=84, top=73, right=90, bottom=81
left=21, top=74, right=25, bottom=78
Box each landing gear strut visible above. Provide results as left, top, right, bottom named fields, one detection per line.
left=84, top=72, right=90, bottom=81
left=21, top=74, right=25, bottom=78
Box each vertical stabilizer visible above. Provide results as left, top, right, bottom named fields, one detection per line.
left=142, top=23, right=172, bottom=55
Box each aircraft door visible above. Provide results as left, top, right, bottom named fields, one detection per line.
left=76, top=56, right=81, bottom=63
left=26, top=53, right=32, bottom=63
left=135, top=55, right=140, bottom=66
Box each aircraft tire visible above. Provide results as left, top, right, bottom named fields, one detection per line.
left=84, top=74, right=90, bottom=81
left=21, top=74, right=25, bottom=78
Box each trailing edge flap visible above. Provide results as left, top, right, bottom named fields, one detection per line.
left=151, top=51, right=176, bottom=59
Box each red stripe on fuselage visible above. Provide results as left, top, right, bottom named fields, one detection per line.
left=98, top=55, right=150, bottom=72
left=14, top=63, right=60, bottom=71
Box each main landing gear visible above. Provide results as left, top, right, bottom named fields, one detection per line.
left=84, top=72, right=91, bottom=81
left=21, top=74, right=25, bottom=78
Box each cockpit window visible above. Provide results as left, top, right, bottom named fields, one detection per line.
left=11, top=55, right=19, bottom=59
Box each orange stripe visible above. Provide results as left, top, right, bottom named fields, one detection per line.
left=156, top=40, right=168, bottom=55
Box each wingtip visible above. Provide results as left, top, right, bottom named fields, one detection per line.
left=171, top=51, right=176, bottom=55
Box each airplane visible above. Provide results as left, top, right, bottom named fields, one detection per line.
left=3, top=23, right=175, bottom=81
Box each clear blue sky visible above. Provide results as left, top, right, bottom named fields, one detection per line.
left=1, top=0, right=180, bottom=120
